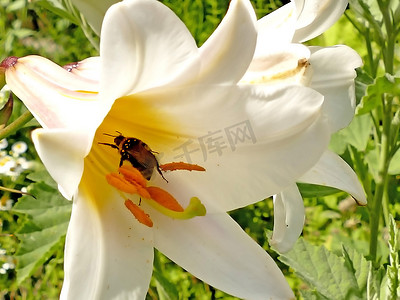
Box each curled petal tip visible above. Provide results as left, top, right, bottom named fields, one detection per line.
left=352, top=196, right=367, bottom=206
left=0, top=56, right=19, bottom=69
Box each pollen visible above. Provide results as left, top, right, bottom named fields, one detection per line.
left=125, top=199, right=153, bottom=227
left=160, top=162, right=206, bottom=172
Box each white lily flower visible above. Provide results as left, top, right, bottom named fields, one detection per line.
left=1, top=0, right=334, bottom=298
left=244, top=0, right=367, bottom=253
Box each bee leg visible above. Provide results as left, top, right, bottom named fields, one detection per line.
left=119, top=158, right=124, bottom=168
left=156, top=163, right=168, bottom=183
left=139, top=198, right=142, bottom=206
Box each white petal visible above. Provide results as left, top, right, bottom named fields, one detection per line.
left=64, top=56, right=101, bottom=81
left=61, top=169, right=154, bottom=300
left=100, top=0, right=198, bottom=101
left=96, top=83, right=329, bottom=212
left=298, top=150, right=367, bottom=205
left=293, top=0, right=348, bottom=42
left=71, top=0, right=118, bottom=34
left=197, top=0, right=257, bottom=84
left=31, top=129, right=92, bottom=200
left=152, top=212, right=294, bottom=299
left=4, top=55, right=103, bottom=130
left=307, top=46, right=362, bottom=133
left=255, top=3, right=296, bottom=55
left=271, top=184, right=305, bottom=253
left=243, top=43, right=310, bottom=85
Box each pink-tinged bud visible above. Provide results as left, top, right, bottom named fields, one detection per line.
left=0, top=56, right=19, bottom=89
left=0, top=56, right=18, bottom=69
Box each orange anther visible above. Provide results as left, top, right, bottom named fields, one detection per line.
left=106, top=172, right=151, bottom=198
left=106, top=173, right=139, bottom=194
left=160, top=162, right=206, bottom=172
left=119, top=165, right=147, bottom=187
left=125, top=200, right=153, bottom=227
left=147, top=186, right=184, bottom=212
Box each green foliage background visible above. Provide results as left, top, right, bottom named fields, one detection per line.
left=0, top=0, right=399, bottom=299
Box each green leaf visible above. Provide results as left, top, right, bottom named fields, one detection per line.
left=26, top=168, right=58, bottom=189
left=355, top=70, right=374, bottom=105
left=12, top=182, right=71, bottom=284
left=152, top=270, right=179, bottom=300
left=35, top=0, right=80, bottom=24
left=367, top=263, right=386, bottom=300
left=387, top=215, right=400, bottom=299
left=276, top=238, right=362, bottom=300
left=330, top=114, right=372, bottom=154
left=297, top=183, right=342, bottom=198
left=356, top=74, right=400, bottom=115
left=341, top=246, right=369, bottom=297
left=388, top=147, right=400, bottom=175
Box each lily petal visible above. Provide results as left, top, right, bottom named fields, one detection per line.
left=292, top=0, right=348, bottom=43
left=31, top=129, right=92, bottom=200
left=61, top=171, right=154, bottom=299
left=71, top=0, right=118, bottom=35
left=152, top=212, right=294, bottom=299
left=63, top=56, right=101, bottom=81
left=255, top=3, right=296, bottom=55
left=298, top=149, right=367, bottom=205
left=271, top=183, right=305, bottom=253
left=243, top=43, right=311, bottom=85
left=197, top=0, right=257, bottom=84
left=3, top=55, right=101, bottom=130
left=307, top=46, right=363, bottom=133
left=100, top=0, right=198, bottom=101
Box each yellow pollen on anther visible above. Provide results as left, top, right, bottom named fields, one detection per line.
left=125, top=199, right=153, bottom=227
left=160, top=162, right=206, bottom=172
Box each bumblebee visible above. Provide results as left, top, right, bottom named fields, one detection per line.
left=100, top=132, right=167, bottom=182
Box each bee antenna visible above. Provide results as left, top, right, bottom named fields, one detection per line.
left=103, top=132, right=118, bottom=137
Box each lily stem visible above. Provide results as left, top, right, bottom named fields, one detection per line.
left=0, top=110, right=34, bottom=140
left=369, top=94, right=392, bottom=262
